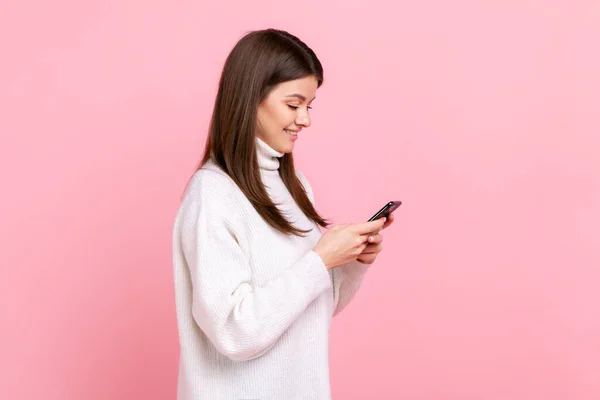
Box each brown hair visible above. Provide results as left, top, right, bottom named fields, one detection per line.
left=196, top=29, right=329, bottom=236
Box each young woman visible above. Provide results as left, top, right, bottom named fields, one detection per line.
left=172, top=28, right=394, bottom=399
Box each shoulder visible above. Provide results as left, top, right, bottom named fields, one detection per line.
left=174, top=165, right=244, bottom=251
left=185, top=162, right=237, bottom=200
left=178, top=162, right=240, bottom=223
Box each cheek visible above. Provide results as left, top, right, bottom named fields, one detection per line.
left=258, top=108, right=277, bottom=132
left=269, top=106, right=293, bottom=129
left=260, top=100, right=295, bottom=132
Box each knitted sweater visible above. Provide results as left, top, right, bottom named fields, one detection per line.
left=172, top=137, right=370, bottom=399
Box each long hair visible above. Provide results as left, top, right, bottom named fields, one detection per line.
left=196, top=29, right=329, bottom=236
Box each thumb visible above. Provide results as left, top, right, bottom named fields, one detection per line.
left=353, top=217, right=386, bottom=234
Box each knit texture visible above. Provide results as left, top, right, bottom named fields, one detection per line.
left=172, top=137, right=370, bottom=399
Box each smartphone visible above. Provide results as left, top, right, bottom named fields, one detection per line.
left=368, top=201, right=402, bottom=222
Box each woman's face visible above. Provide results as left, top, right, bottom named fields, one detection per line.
left=256, top=76, right=318, bottom=153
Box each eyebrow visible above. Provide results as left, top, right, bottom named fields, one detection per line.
left=285, top=93, right=316, bottom=102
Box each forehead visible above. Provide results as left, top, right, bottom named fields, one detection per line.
left=271, top=76, right=318, bottom=97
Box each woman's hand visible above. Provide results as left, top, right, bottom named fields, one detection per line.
left=357, top=213, right=395, bottom=264
left=313, top=218, right=386, bottom=270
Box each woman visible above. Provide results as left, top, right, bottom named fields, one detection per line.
left=172, top=28, right=394, bottom=399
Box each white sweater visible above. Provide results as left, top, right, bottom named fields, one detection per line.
left=172, top=137, right=370, bottom=399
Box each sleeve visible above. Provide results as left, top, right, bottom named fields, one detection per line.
left=330, top=261, right=370, bottom=317
left=180, top=181, right=333, bottom=362
left=296, top=170, right=372, bottom=318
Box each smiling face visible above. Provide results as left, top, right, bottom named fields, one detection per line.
left=256, top=76, right=318, bottom=153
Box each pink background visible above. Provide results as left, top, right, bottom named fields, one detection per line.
left=2, top=0, right=599, bottom=399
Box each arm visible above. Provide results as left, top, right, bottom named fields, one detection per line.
left=296, top=171, right=372, bottom=317
left=330, top=261, right=370, bottom=317
left=179, top=179, right=332, bottom=361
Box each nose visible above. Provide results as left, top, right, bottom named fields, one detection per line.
left=295, top=109, right=311, bottom=128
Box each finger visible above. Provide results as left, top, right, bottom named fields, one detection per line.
left=367, top=233, right=383, bottom=244
left=361, top=243, right=383, bottom=254
left=353, top=217, right=386, bottom=234
left=355, top=242, right=369, bottom=256
left=357, top=233, right=371, bottom=244
left=357, top=254, right=376, bottom=264
left=382, top=213, right=395, bottom=229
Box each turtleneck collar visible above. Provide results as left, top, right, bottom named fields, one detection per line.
left=256, top=137, right=284, bottom=172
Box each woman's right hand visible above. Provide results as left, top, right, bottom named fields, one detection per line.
left=313, top=218, right=386, bottom=270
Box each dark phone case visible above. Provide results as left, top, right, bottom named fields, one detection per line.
left=368, top=201, right=402, bottom=222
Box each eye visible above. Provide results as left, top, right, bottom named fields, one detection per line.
left=287, top=105, right=299, bottom=110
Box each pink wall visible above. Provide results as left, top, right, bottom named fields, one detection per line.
left=2, top=0, right=598, bottom=399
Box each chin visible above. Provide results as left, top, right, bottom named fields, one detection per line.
left=281, top=143, right=295, bottom=154
left=275, top=139, right=294, bottom=154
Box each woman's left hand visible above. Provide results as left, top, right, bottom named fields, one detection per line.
left=356, top=214, right=395, bottom=264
